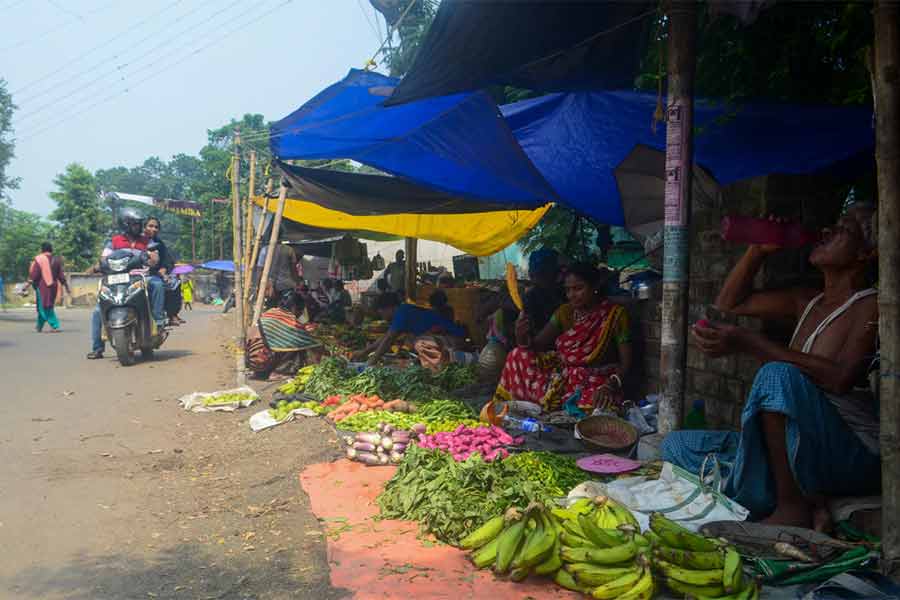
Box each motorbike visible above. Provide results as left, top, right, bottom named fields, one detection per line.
left=97, top=247, right=168, bottom=366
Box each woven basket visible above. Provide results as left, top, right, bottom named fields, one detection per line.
left=575, top=415, right=638, bottom=454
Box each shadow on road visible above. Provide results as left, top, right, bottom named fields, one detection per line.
left=4, top=543, right=345, bottom=600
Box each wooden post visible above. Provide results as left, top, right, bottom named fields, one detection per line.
left=241, top=150, right=257, bottom=328
left=874, top=0, right=900, bottom=576
left=404, top=237, right=417, bottom=302
left=658, top=2, right=697, bottom=435
left=253, top=182, right=288, bottom=324
left=231, top=130, right=246, bottom=385
left=246, top=178, right=272, bottom=323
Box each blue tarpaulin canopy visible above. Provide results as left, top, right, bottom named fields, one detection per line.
left=200, top=260, right=235, bottom=272
left=271, top=71, right=874, bottom=226
left=502, top=92, right=875, bottom=225
left=270, top=69, right=557, bottom=208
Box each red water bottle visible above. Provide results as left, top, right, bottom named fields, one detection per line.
left=721, top=216, right=819, bottom=248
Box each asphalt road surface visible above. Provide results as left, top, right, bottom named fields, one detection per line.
left=0, top=306, right=344, bottom=600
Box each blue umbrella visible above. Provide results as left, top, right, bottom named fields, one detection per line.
left=200, top=260, right=235, bottom=272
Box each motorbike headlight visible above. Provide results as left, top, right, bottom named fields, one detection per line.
left=107, top=256, right=131, bottom=272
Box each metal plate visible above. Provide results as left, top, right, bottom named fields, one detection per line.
left=107, top=273, right=130, bottom=285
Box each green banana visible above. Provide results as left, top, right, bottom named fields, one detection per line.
left=510, top=519, right=537, bottom=570
left=643, top=529, right=663, bottom=547
left=650, top=512, right=720, bottom=552
left=579, top=513, right=628, bottom=548
left=723, top=547, right=743, bottom=593
left=494, top=518, right=527, bottom=574
left=521, top=512, right=557, bottom=568
left=695, top=581, right=757, bottom=600
left=562, top=519, right=587, bottom=538
left=573, top=564, right=640, bottom=587
left=509, top=566, right=530, bottom=582
left=607, top=498, right=639, bottom=528
left=533, top=536, right=563, bottom=575
left=590, top=566, right=644, bottom=599
left=655, top=558, right=726, bottom=587
left=633, top=533, right=651, bottom=548
left=471, top=536, right=500, bottom=568
left=654, top=545, right=727, bottom=569
left=570, top=497, right=594, bottom=514
left=616, top=566, right=654, bottom=600
left=561, top=540, right=638, bottom=565
left=662, top=577, right=726, bottom=598
left=560, top=531, right=591, bottom=548
left=554, top=568, right=590, bottom=593
left=459, top=514, right=505, bottom=550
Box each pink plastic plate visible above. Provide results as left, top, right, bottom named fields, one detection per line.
left=576, top=453, right=642, bottom=475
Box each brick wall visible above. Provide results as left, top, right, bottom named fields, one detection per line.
left=635, top=173, right=845, bottom=430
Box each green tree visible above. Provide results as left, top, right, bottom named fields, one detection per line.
left=0, top=204, right=52, bottom=280
left=0, top=78, right=19, bottom=201
left=370, top=0, right=440, bottom=77
left=49, top=164, right=105, bottom=271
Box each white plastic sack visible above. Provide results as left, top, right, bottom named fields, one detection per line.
left=605, top=462, right=749, bottom=532
left=178, top=386, right=259, bottom=413
left=249, top=407, right=318, bottom=432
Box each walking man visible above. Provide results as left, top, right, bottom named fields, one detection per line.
left=29, top=242, right=70, bottom=332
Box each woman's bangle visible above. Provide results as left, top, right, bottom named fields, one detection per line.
left=609, top=374, right=622, bottom=389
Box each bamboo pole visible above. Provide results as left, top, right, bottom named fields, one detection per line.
left=241, top=150, right=257, bottom=328
left=246, top=178, right=272, bottom=325
left=253, top=182, right=287, bottom=324
left=658, top=2, right=697, bottom=435
left=873, top=0, right=900, bottom=576
left=404, top=237, right=417, bottom=302
left=231, top=130, right=246, bottom=385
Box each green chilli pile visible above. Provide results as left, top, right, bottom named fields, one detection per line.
left=505, top=452, right=587, bottom=498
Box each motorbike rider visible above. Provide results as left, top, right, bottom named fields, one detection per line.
left=87, top=208, right=163, bottom=359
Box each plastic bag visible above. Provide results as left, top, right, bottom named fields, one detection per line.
left=604, top=462, right=749, bottom=532
left=178, top=386, right=258, bottom=413
left=249, top=407, right=318, bottom=432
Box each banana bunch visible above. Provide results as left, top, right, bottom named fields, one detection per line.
left=277, top=365, right=316, bottom=395
left=462, top=503, right=563, bottom=582
left=552, top=496, right=654, bottom=599
left=648, top=513, right=759, bottom=600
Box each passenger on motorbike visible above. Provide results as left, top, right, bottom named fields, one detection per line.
left=87, top=208, right=163, bottom=359
left=143, top=216, right=182, bottom=325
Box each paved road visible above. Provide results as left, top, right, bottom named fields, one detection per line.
left=0, top=307, right=341, bottom=600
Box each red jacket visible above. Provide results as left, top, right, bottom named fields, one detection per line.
left=111, top=234, right=150, bottom=251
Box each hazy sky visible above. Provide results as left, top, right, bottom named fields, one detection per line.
left=2, top=0, right=386, bottom=216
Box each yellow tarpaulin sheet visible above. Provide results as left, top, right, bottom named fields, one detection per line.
left=253, top=195, right=551, bottom=257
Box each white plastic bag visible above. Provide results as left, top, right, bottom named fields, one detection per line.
left=178, top=386, right=258, bottom=413
left=249, top=407, right=317, bottom=432
left=605, top=462, right=749, bottom=532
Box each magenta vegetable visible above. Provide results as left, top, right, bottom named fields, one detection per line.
left=413, top=425, right=523, bottom=462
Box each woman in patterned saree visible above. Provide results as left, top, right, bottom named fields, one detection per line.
left=493, top=263, right=632, bottom=413
left=246, top=290, right=322, bottom=380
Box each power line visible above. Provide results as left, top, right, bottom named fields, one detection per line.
left=15, top=0, right=248, bottom=125
left=1, top=0, right=118, bottom=54
left=10, top=0, right=186, bottom=94
left=46, top=0, right=83, bottom=21
left=357, top=0, right=380, bottom=42
left=0, top=0, right=29, bottom=11
left=17, top=0, right=295, bottom=143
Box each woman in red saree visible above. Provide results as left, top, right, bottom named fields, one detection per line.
left=492, top=263, right=632, bottom=413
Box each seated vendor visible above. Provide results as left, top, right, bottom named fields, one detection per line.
left=246, top=290, right=322, bottom=380
left=491, top=262, right=632, bottom=413
left=352, top=292, right=465, bottom=364
left=662, top=202, right=880, bottom=530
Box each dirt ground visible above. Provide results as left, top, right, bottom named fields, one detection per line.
left=0, top=307, right=347, bottom=599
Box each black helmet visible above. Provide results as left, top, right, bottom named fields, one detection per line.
left=119, top=207, right=144, bottom=233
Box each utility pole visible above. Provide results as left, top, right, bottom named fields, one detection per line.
left=253, top=181, right=287, bottom=324
left=242, top=150, right=257, bottom=329
left=231, top=128, right=246, bottom=385
left=873, top=0, right=900, bottom=577
left=658, top=2, right=697, bottom=435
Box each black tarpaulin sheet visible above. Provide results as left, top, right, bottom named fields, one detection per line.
left=385, top=0, right=655, bottom=106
